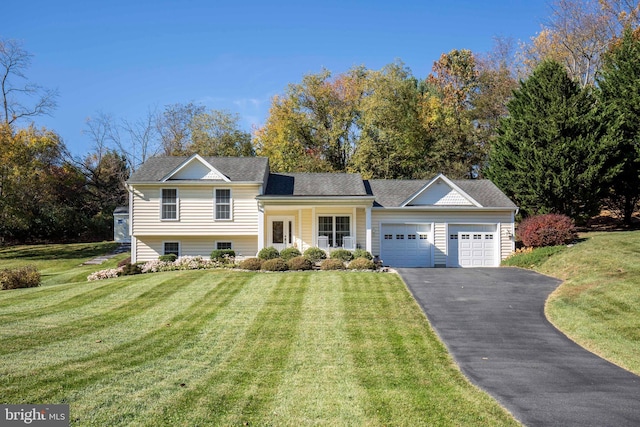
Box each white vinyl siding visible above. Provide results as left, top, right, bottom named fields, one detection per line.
left=135, top=235, right=258, bottom=261
left=131, top=184, right=260, bottom=236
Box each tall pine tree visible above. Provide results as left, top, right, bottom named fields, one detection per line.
left=597, top=27, right=640, bottom=225
left=486, top=60, right=609, bottom=221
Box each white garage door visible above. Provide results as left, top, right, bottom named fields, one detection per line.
left=458, top=232, right=496, bottom=267
left=448, top=225, right=497, bottom=267
left=380, top=224, right=432, bottom=267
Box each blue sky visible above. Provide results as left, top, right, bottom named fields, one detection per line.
left=3, top=0, right=548, bottom=156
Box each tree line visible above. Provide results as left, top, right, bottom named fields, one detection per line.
left=1, top=0, right=639, bottom=243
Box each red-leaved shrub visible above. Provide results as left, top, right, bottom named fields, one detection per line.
left=517, top=214, right=576, bottom=248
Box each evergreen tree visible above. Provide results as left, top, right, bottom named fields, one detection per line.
left=597, top=27, right=640, bottom=225
left=486, top=60, right=610, bottom=221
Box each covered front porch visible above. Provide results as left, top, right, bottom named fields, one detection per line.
left=257, top=200, right=374, bottom=254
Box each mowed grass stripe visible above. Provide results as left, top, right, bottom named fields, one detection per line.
left=0, top=272, right=250, bottom=404
left=0, top=274, right=186, bottom=354
left=343, top=273, right=519, bottom=426
left=153, top=273, right=308, bottom=426
left=268, top=272, right=367, bottom=425
left=0, top=279, right=135, bottom=323
left=74, top=272, right=278, bottom=426
left=1, top=270, right=220, bottom=373
left=0, top=282, right=82, bottom=308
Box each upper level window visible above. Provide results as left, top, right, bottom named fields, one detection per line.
left=161, top=189, right=178, bottom=220
left=215, top=189, right=232, bottom=220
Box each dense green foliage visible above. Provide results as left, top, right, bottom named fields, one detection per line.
left=487, top=60, right=611, bottom=221
left=257, top=247, right=280, bottom=260
left=158, top=254, right=177, bottom=262
left=597, top=28, right=640, bottom=224
left=210, top=249, right=236, bottom=261
left=303, top=247, right=327, bottom=263
left=279, top=247, right=301, bottom=261
left=352, top=249, right=373, bottom=260
left=329, top=249, right=353, bottom=262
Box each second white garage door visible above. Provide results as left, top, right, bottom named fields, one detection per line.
left=380, top=224, right=433, bottom=267
left=447, top=224, right=497, bottom=267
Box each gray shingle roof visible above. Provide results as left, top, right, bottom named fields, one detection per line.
left=128, top=156, right=515, bottom=208
left=366, top=178, right=516, bottom=208
left=265, top=173, right=368, bottom=196
left=128, top=156, right=269, bottom=183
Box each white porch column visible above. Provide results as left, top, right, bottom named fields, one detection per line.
left=257, top=202, right=265, bottom=253
left=352, top=207, right=357, bottom=249
left=365, top=207, right=372, bottom=253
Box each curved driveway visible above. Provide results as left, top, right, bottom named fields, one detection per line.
left=398, top=267, right=640, bottom=427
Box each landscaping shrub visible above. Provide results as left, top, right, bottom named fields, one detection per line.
left=120, top=263, right=142, bottom=276
left=0, top=266, right=41, bottom=290
left=517, top=214, right=576, bottom=248
left=352, top=248, right=373, bottom=260
left=159, top=254, right=177, bottom=262
left=258, top=246, right=280, bottom=260
left=320, top=259, right=345, bottom=270
left=330, top=249, right=353, bottom=262
left=287, top=256, right=312, bottom=271
left=210, top=249, right=236, bottom=262
left=279, top=247, right=302, bottom=261
left=348, top=258, right=376, bottom=270
left=303, top=247, right=327, bottom=263
left=239, top=257, right=262, bottom=271
left=261, top=257, right=288, bottom=271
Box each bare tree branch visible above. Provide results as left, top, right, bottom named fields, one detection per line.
left=0, top=38, right=58, bottom=125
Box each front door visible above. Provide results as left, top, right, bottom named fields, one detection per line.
left=269, top=217, right=294, bottom=251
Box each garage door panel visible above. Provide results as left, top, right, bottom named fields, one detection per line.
left=381, top=224, right=432, bottom=267
left=448, top=226, right=497, bottom=268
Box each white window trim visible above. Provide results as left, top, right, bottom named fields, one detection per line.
left=160, top=188, right=179, bottom=221
left=316, top=214, right=352, bottom=248
left=162, top=241, right=181, bottom=257
left=214, top=188, right=233, bottom=221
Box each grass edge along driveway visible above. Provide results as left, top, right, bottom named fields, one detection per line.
left=0, top=268, right=518, bottom=426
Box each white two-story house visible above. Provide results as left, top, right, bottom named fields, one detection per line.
left=127, top=154, right=517, bottom=267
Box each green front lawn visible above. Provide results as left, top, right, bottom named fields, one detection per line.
left=0, top=245, right=517, bottom=426
left=504, top=231, right=640, bottom=376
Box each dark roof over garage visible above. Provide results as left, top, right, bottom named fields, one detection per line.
left=366, top=178, right=517, bottom=208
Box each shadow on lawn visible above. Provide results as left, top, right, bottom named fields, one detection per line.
left=0, top=242, right=120, bottom=261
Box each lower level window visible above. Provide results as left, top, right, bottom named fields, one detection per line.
left=164, top=242, right=180, bottom=256
left=216, top=241, right=232, bottom=250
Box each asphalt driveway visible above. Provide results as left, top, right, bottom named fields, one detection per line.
left=398, top=267, right=640, bottom=427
